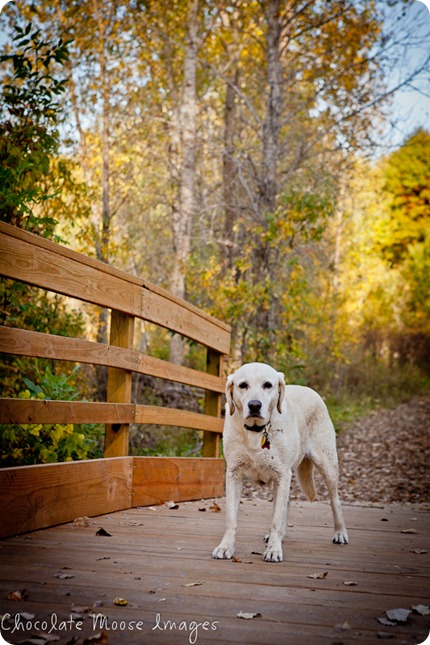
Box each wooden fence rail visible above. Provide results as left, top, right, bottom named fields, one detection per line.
left=0, top=222, right=230, bottom=536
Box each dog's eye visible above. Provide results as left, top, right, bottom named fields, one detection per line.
left=263, top=381, right=273, bottom=389
left=238, top=382, right=248, bottom=390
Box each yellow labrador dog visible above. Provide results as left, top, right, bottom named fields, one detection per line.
left=212, top=363, right=348, bottom=562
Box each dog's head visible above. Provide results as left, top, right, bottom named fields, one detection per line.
left=225, top=362, right=286, bottom=428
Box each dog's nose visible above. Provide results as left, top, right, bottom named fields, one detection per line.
left=248, top=400, right=262, bottom=415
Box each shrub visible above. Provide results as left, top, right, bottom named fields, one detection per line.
left=0, top=365, right=103, bottom=467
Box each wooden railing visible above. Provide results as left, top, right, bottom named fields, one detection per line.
left=0, top=221, right=230, bottom=537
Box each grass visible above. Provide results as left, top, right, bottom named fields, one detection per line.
left=323, top=361, right=430, bottom=433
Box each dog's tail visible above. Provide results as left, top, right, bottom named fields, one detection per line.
left=297, top=455, right=317, bottom=502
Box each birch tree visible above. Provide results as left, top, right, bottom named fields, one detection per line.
left=169, top=0, right=199, bottom=364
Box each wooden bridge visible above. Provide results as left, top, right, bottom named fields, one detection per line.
left=0, top=221, right=229, bottom=538
left=0, top=222, right=429, bottom=644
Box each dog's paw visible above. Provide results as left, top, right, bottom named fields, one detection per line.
left=263, top=544, right=283, bottom=562
left=333, top=530, right=349, bottom=545
left=212, top=544, right=235, bottom=560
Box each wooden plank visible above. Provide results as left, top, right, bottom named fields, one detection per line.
left=0, top=231, right=141, bottom=320
left=0, top=326, right=225, bottom=393
left=0, top=221, right=231, bottom=333
left=104, top=310, right=135, bottom=458
left=0, top=457, right=133, bottom=538
left=0, top=457, right=224, bottom=538
left=133, top=405, right=224, bottom=433
left=203, top=348, right=224, bottom=458
left=132, top=457, right=225, bottom=506
left=0, top=501, right=428, bottom=644
left=0, top=399, right=224, bottom=433
left=0, top=222, right=231, bottom=353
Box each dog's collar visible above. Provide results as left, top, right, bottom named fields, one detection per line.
left=243, top=422, right=270, bottom=433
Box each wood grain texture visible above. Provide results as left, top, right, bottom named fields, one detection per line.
left=0, top=457, right=224, bottom=538
left=0, top=457, right=133, bottom=538
left=203, top=349, right=224, bottom=458
left=0, top=326, right=225, bottom=393
left=0, top=399, right=224, bottom=432
left=0, top=500, right=428, bottom=643
left=0, top=221, right=231, bottom=353
left=132, top=456, right=225, bottom=506
left=105, top=310, right=135, bottom=458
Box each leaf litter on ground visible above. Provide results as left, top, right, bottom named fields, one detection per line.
left=307, top=571, right=328, bottom=579
left=237, top=611, right=261, bottom=620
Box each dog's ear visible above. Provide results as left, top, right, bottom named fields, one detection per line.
left=277, top=372, right=286, bottom=413
left=225, top=375, right=235, bottom=415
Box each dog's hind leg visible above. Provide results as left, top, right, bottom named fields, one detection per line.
left=310, top=450, right=349, bottom=545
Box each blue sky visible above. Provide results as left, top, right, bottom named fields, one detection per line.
left=380, top=0, right=430, bottom=150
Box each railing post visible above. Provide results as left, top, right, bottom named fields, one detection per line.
left=202, top=348, right=223, bottom=458
left=104, top=310, right=135, bottom=457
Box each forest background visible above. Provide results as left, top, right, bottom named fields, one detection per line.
left=0, top=0, right=429, bottom=464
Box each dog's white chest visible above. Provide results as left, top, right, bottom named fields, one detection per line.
left=236, top=442, right=286, bottom=484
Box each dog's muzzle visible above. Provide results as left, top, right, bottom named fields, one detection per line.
left=244, top=422, right=267, bottom=432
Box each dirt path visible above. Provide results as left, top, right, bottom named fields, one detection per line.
left=242, top=395, right=430, bottom=508
left=336, top=395, right=430, bottom=507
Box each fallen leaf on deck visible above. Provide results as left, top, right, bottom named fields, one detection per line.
left=400, top=528, right=417, bottom=534
left=96, top=556, right=110, bottom=561
left=166, top=501, right=179, bottom=510
left=343, top=581, right=358, bottom=586
left=184, top=581, right=204, bottom=587
left=198, top=507, right=206, bottom=512
left=412, top=604, right=430, bottom=616
left=209, top=502, right=222, bottom=512
left=83, top=632, right=108, bottom=644
left=410, top=548, right=427, bottom=554
left=307, top=571, right=328, bottom=579
left=113, top=597, right=127, bottom=606
left=237, top=611, right=261, bottom=620
left=385, top=608, right=411, bottom=623
left=232, top=556, right=242, bottom=563
left=96, top=528, right=112, bottom=537
left=7, top=589, right=29, bottom=601
left=73, top=516, right=91, bottom=527
left=377, top=617, right=396, bottom=626
left=54, top=573, right=75, bottom=580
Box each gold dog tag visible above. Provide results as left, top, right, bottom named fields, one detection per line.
left=261, top=430, right=270, bottom=450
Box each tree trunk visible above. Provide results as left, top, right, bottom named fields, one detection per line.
left=255, top=0, right=282, bottom=352
left=93, top=0, right=111, bottom=397
left=222, top=68, right=239, bottom=271
left=261, top=0, right=281, bottom=218
left=169, top=0, right=199, bottom=365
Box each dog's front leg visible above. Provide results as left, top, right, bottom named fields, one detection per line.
left=264, top=470, right=292, bottom=562
left=212, top=470, right=242, bottom=559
